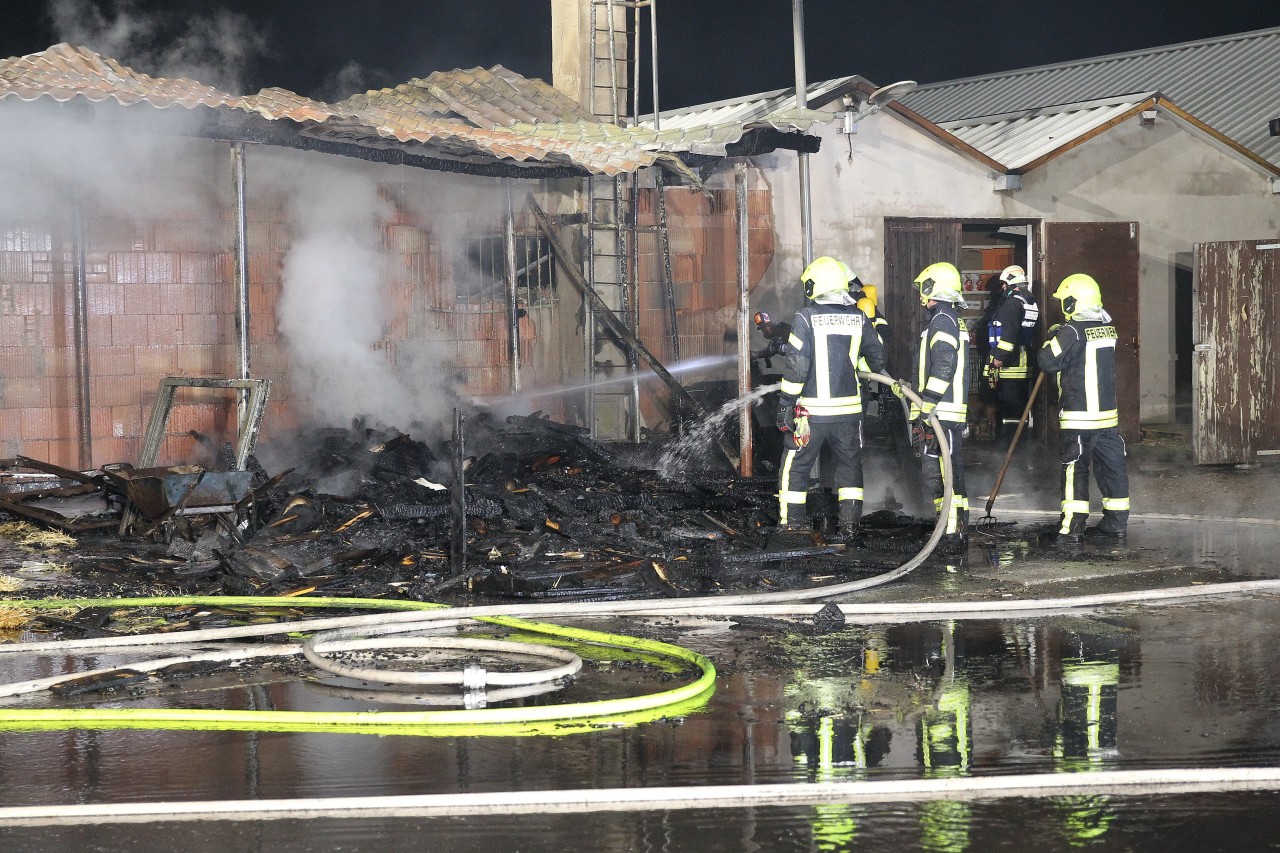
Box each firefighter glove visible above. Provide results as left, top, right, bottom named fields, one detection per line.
left=889, top=380, right=906, bottom=399
left=910, top=418, right=933, bottom=457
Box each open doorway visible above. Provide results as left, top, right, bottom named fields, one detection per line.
left=1173, top=253, right=1194, bottom=424
left=959, top=223, right=1034, bottom=442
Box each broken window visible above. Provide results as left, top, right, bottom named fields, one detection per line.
left=461, top=233, right=557, bottom=308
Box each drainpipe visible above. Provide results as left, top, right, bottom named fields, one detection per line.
left=71, top=200, right=92, bottom=469
left=735, top=161, right=752, bottom=477
left=230, top=143, right=251, bottom=425
left=504, top=180, right=522, bottom=395
left=792, top=0, right=812, bottom=267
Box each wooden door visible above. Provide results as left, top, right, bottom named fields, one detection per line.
left=1043, top=222, right=1141, bottom=443
left=883, top=219, right=961, bottom=380
left=1192, top=240, right=1280, bottom=464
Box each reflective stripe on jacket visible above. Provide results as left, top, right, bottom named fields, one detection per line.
left=1037, top=320, right=1119, bottom=429
left=914, top=303, right=968, bottom=424
left=781, top=301, right=887, bottom=418
left=990, top=287, right=1038, bottom=379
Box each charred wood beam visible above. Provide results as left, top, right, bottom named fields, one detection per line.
left=720, top=544, right=846, bottom=564
left=528, top=195, right=740, bottom=469
left=9, top=456, right=101, bottom=485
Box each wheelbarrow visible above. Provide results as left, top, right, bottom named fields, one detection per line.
left=100, top=464, right=254, bottom=535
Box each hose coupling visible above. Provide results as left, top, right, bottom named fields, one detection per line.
left=463, top=663, right=488, bottom=690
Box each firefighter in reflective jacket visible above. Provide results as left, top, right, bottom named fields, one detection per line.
left=987, top=265, right=1040, bottom=439
left=1037, top=273, right=1130, bottom=542
left=911, top=262, right=970, bottom=539
left=777, top=256, right=887, bottom=535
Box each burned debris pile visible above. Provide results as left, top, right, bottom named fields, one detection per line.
left=0, top=414, right=929, bottom=603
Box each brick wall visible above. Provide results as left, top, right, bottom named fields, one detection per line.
left=0, top=147, right=774, bottom=469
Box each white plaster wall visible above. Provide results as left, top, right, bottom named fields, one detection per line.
left=752, top=112, right=1004, bottom=323
left=751, top=110, right=1280, bottom=423
left=1003, top=119, right=1280, bottom=421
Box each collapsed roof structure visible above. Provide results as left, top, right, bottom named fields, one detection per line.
left=0, top=43, right=826, bottom=179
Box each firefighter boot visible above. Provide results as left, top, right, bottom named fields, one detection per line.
left=837, top=504, right=863, bottom=543
left=1057, top=514, right=1086, bottom=546
left=1092, top=510, right=1128, bottom=540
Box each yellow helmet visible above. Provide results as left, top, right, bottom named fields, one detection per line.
left=861, top=284, right=878, bottom=308
left=1053, top=273, right=1103, bottom=318
left=914, top=262, right=963, bottom=305
left=856, top=296, right=875, bottom=318
left=999, top=265, right=1029, bottom=288
left=801, top=256, right=851, bottom=300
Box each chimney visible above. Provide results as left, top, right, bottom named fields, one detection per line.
left=551, top=0, right=631, bottom=121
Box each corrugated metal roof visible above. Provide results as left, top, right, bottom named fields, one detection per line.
left=901, top=26, right=1280, bottom=167
left=643, top=76, right=861, bottom=132
left=0, top=43, right=733, bottom=177
left=940, top=94, right=1155, bottom=171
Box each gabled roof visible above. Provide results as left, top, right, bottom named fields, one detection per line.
left=902, top=26, right=1280, bottom=168
left=940, top=92, right=1280, bottom=177
left=0, top=43, right=806, bottom=179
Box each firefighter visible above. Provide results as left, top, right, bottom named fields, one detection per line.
left=857, top=284, right=890, bottom=345
left=1037, top=273, right=1129, bottom=543
left=776, top=256, right=887, bottom=536
left=911, top=262, right=970, bottom=541
left=987, top=264, right=1040, bottom=440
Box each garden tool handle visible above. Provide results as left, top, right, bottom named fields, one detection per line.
left=983, top=371, right=1046, bottom=517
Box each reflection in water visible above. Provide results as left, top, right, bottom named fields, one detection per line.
left=24, top=599, right=1280, bottom=851
left=1054, top=631, right=1123, bottom=847
left=917, top=622, right=972, bottom=852
left=779, top=617, right=1141, bottom=852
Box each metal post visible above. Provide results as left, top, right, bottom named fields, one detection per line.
left=792, top=0, right=813, bottom=266
left=650, top=0, right=660, bottom=129
left=735, top=161, right=753, bottom=477
left=230, top=143, right=251, bottom=424
left=503, top=180, right=522, bottom=394
left=71, top=200, right=92, bottom=469
left=450, top=408, right=466, bottom=576
left=604, top=0, right=619, bottom=122
left=654, top=169, right=679, bottom=362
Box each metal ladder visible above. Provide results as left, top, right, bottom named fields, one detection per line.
left=584, top=0, right=673, bottom=442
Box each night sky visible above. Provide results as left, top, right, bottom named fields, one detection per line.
left=3, top=0, right=1280, bottom=109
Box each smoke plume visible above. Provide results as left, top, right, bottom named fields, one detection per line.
left=47, top=0, right=267, bottom=94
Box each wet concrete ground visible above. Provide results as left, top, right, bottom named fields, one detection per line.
left=0, top=428, right=1276, bottom=851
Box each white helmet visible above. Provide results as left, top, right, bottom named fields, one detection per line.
left=999, top=265, right=1029, bottom=289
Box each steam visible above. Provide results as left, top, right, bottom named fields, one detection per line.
left=0, top=101, right=220, bottom=221
left=47, top=0, right=267, bottom=94
left=314, top=61, right=389, bottom=103
left=275, top=160, right=416, bottom=430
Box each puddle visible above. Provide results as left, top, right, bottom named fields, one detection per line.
left=0, top=593, right=1277, bottom=849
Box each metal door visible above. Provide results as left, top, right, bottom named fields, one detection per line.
left=1192, top=239, right=1280, bottom=464
left=1044, top=222, right=1141, bottom=443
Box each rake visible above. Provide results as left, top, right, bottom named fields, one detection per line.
left=978, top=371, right=1046, bottom=528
